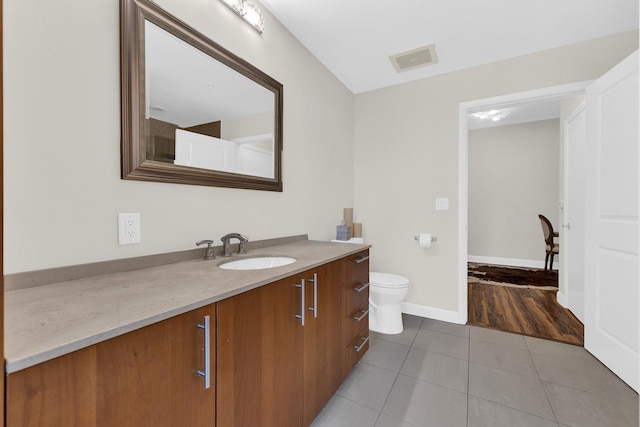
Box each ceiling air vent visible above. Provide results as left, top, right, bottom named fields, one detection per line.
left=389, top=44, right=438, bottom=73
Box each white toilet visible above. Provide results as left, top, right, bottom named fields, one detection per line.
left=369, top=272, right=410, bottom=334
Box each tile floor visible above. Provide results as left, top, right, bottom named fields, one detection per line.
left=311, top=314, right=639, bottom=427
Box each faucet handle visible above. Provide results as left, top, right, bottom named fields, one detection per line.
left=196, top=240, right=215, bottom=260
left=237, top=234, right=249, bottom=254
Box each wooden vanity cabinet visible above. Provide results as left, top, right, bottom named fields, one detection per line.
left=342, top=250, right=370, bottom=378
left=6, top=250, right=368, bottom=427
left=216, top=274, right=304, bottom=427
left=6, top=304, right=216, bottom=427
left=217, top=260, right=347, bottom=427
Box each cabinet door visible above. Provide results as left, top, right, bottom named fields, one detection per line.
left=302, top=260, right=344, bottom=426
left=217, top=276, right=304, bottom=427
left=6, top=304, right=215, bottom=427
left=96, top=304, right=215, bottom=426
left=6, top=346, right=98, bottom=427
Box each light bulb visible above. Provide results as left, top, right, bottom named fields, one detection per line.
left=220, top=0, right=244, bottom=13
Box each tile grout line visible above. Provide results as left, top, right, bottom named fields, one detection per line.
left=525, top=335, right=560, bottom=424
left=371, top=365, right=402, bottom=425
left=468, top=327, right=562, bottom=424
left=369, top=318, right=422, bottom=426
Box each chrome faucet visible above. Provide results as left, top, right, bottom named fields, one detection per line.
left=196, top=239, right=215, bottom=260
left=220, top=233, right=249, bottom=257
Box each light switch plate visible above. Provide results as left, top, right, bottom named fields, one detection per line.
left=435, top=198, right=449, bottom=211
left=118, top=213, right=141, bottom=245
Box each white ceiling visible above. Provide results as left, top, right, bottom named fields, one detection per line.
left=259, top=0, right=638, bottom=95
left=146, top=21, right=273, bottom=127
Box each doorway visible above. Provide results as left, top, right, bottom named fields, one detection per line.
left=457, top=82, right=591, bottom=342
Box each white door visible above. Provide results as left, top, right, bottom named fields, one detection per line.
left=174, top=129, right=237, bottom=171
left=563, top=102, right=587, bottom=323
left=584, top=50, right=638, bottom=391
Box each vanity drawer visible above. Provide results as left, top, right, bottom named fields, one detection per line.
left=343, top=330, right=369, bottom=377
left=345, top=277, right=369, bottom=314
left=343, top=305, right=369, bottom=346
left=345, top=250, right=369, bottom=283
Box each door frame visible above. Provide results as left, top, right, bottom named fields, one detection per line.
left=457, top=81, right=591, bottom=324
left=559, top=100, right=586, bottom=319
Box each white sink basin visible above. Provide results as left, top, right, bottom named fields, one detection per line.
left=219, top=256, right=297, bottom=270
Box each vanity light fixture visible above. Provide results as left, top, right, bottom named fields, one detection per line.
left=219, top=0, right=265, bottom=34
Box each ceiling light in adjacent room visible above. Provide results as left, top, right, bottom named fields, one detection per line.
left=220, top=0, right=265, bottom=34
left=470, top=109, right=511, bottom=122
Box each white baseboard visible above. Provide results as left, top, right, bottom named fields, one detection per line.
left=402, top=302, right=464, bottom=325
left=468, top=255, right=559, bottom=270
left=556, top=291, right=567, bottom=308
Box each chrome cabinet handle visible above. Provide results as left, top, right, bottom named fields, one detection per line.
left=196, top=315, right=211, bottom=389
left=353, top=282, right=369, bottom=293
left=354, top=255, right=369, bottom=264
left=354, top=336, right=369, bottom=353
left=353, top=309, right=369, bottom=322
left=307, top=273, right=318, bottom=318
left=295, top=279, right=305, bottom=326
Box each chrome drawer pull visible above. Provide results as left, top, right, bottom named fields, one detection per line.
left=353, top=283, right=369, bottom=293
left=196, top=315, right=211, bottom=389
left=354, top=336, right=369, bottom=353
left=353, top=309, right=369, bottom=322
left=295, top=279, right=305, bottom=326
left=354, top=256, right=369, bottom=264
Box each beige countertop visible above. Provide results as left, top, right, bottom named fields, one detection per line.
left=5, top=239, right=370, bottom=373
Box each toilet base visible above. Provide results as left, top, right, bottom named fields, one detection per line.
left=369, top=305, right=404, bottom=335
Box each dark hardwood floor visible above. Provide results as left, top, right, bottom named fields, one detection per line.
left=468, top=281, right=584, bottom=346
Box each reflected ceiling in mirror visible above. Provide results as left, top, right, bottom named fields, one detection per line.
left=121, top=0, right=283, bottom=190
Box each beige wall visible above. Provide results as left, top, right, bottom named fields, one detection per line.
left=4, top=0, right=354, bottom=273
left=221, top=111, right=274, bottom=142
left=354, top=31, right=638, bottom=315
left=468, top=119, right=560, bottom=263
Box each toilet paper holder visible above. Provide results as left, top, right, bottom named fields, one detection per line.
left=414, top=234, right=437, bottom=242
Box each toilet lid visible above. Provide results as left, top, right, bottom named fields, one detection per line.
left=370, top=272, right=409, bottom=288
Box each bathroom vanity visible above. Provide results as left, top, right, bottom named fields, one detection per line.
left=4, top=239, right=370, bottom=426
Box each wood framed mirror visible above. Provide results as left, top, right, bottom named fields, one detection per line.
left=120, top=0, right=283, bottom=191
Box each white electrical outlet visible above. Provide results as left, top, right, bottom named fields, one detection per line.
left=435, top=198, right=449, bottom=211
left=118, top=213, right=141, bottom=245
